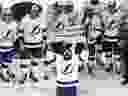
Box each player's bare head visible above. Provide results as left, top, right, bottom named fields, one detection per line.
left=58, top=0, right=74, bottom=14
left=32, top=4, right=40, bottom=11
left=64, top=43, right=72, bottom=60
left=30, top=4, right=41, bottom=18
left=50, top=1, right=62, bottom=16
left=1, top=8, right=13, bottom=22
left=90, top=0, right=100, bottom=5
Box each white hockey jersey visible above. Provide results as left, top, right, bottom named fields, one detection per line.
left=56, top=47, right=79, bottom=83
left=19, top=14, right=47, bottom=48
left=0, top=20, right=18, bottom=47
left=56, top=13, right=84, bottom=42
left=102, top=9, right=120, bottom=42
left=48, top=9, right=84, bottom=43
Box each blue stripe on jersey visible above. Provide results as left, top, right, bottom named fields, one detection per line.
left=56, top=83, right=80, bottom=96
left=0, top=48, right=16, bottom=64
left=56, top=80, right=79, bottom=85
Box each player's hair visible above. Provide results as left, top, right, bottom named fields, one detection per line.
left=90, top=0, right=100, bottom=5
left=31, top=3, right=42, bottom=13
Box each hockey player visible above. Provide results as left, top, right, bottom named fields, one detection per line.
left=56, top=42, right=80, bottom=96
left=0, top=7, right=17, bottom=87
left=80, top=0, right=105, bottom=75
left=101, top=0, right=120, bottom=73
left=17, top=3, right=48, bottom=86
left=51, top=0, right=84, bottom=96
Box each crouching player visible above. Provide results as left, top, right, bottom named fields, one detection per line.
left=0, top=7, right=17, bottom=87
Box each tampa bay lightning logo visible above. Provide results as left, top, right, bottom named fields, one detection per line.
left=0, top=48, right=16, bottom=64
left=62, top=63, right=73, bottom=75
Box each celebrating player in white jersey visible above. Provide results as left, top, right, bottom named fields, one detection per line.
left=48, top=1, right=86, bottom=96
left=55, top=42, right=80, bottom=96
